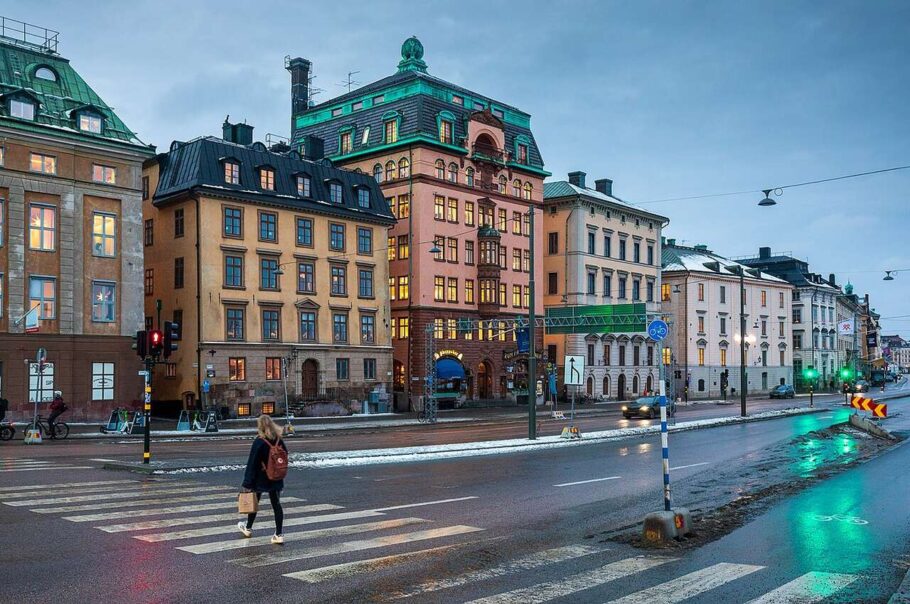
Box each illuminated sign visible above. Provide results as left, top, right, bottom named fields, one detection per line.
left=433, top=350, right=463, bottom=361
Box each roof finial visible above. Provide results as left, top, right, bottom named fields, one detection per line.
left=397, top=36, right=428, bottom=73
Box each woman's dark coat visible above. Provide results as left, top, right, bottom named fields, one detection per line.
left=242, top=436, right=287, bottom=493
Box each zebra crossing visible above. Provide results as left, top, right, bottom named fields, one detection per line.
left=0, top=457, right=93, bottom=473
left=0, top=477, right=864, bottom=602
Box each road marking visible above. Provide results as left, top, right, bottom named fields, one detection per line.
left=372, top=496, right=479, bottom=512
left=98, top=503, right=341, bottom=532
left=609, top=562, right=764, bottom=603
left=178, top=517, right=429, bottom=555
left=61, top=496, right=306, bottom=521
left=0, top=480, right=138, bottom=494
left=466, top=556, right=675, bottom=604
left=232, top=525, right=485, bottom=568
left=669, top=462, right=709, bottom=471
left=393, top=544, right=604, bottom=599
left=3, top=485, right=236, bottom=506
left=0, top=466, right=93, bottom=473
left=0, top=460, right=54, bottom=467
left=134, top=509, right=384, bottom=542
left=284, top=539, right=503, bottom=584
left=745, top=571, right=857, bottom=603
left=89, top=458, right=118, bottom=462
left=554, top=476, right=621, bottom=487
left=0, top=481, right=187, bottom=500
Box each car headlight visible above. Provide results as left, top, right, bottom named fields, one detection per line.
left=640, top=406, right=649, bottom=411
left=621, top=406, right=628, bottom=411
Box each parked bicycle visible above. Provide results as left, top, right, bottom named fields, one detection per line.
left=25, top=415, right=69, bottom=440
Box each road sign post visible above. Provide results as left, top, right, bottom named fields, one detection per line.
left=648, top=320, right=672, bottom=511
left=143, top=357, right=153, bottom=464
left=564, top=355, right=584, bottom=428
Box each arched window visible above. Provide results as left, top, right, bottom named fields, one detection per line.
left=373, top=164, right=383, bottom=183
left=385, top=160, right=396, bottom=181
left=602, top=376, right=610, bottom=397
left=466, top=167, right=475, bottom=187
left=35, top=66, right=57, bottom=81
left=512, top=179, right=521, bottom=197
left=632, top=375, right=639, bottom=394
left=498, top=175, right=507, bottom=194
left=447, top=162, right=458, bottom=183
left=698, top=378, right=706, bottom=392
left=435, top=160, right=445, bottom=179
left=586, top=376, right=594, bottom=396
left=523, top=182, right=532, bottom=200
left=398, top=157, right=410, bottom=179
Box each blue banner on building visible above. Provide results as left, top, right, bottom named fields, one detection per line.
left=517, top=327, right=529, bottom=353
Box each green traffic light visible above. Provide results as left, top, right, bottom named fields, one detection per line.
left=840, top=367, right=853, bottom=380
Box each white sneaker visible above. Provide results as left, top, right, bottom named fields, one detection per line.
left=237, top=521, right=252, bottom=538
left=271, top=534, right=284, bottom=545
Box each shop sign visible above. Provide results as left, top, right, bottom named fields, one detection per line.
left=433, top=349, right=463, bottom=361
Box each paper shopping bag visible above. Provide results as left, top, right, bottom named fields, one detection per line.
left=238, top=491, right=258, bottom=514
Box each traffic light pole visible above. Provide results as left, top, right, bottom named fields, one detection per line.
left=143, top=356, right=153, bottom=464
left=527, top=206, right=537, bottom=441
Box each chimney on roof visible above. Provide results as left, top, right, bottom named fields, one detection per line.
left=829, top=273, right=837, bottom=287
left=759, top=246, right=771, bottom=259
left=568, top=171, right=586, bottom=188
left=667, top=238, right=676, bottom=246
left=694, top=244, right=708, bottom=251
left=300, top=135, right=324, bottom=161
left=594, top=178, right=613, bottom=196
left=287, top=57, right=312, bottom=118
left=222, top=118, right=254, bottom=146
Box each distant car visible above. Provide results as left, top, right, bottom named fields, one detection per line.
left=769, top=384, right=795, bottom=399
left=622, top=396, right=675, bottom=419
left=854, top=380, right=870, bottom=393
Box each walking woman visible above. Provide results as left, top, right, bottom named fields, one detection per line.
left=238, top=415, right=288, bottom=544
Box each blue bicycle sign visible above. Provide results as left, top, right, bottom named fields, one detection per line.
left=647, top=320, right=669, bottom=341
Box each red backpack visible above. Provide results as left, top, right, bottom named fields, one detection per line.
left=261, top=438, right=288, bottom=481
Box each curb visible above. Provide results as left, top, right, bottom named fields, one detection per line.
left=890, top=568, right=910, bottom=604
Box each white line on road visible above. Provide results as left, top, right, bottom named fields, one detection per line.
left=98, top=503, right=341, bottom=532
left=3, top=485, right=235, bottom=506
left=393, top=544, right=604, bottom=599
left=373, top=496, right=479, bottom=512
left=61, top=496, right=306, bottom=521
left=745, top=571, right=857, bottom=603
left=0, top=481, right=192, bottom=500
left=0, top=480, right=138, bottom=494
left=0, top=466, right=93, bottom=473
left=609, top=562, right=764, bottom=603
left=554, top=476, right=621, bottom=487
left=232, top=525, right=485, bottom=568
left=466, top=556, right=675, bottom=604
left=669, top=462, right=710, bottom=471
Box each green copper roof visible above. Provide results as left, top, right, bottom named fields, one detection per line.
left=0, top=38, right=150, bottom=151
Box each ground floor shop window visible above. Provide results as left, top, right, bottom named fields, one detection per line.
left=261, top=401, right=275, bottom=415
left=28, top=362, right=54, bottom=402
left=237, top=402, right=251, bottom=417
left=91, top=362, right=114, bottom=400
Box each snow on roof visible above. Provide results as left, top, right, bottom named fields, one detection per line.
left=663, top=245, right=789, bottom=284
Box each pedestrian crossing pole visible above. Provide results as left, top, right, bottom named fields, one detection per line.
left=659, top=377, right=671, bottom=511
left=143, top=357, right=152, bottom=464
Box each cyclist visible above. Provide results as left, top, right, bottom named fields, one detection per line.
left=47, top=391, right=68, bottom=438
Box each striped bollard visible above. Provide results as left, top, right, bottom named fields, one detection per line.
left=659, top=379, right=671, bottom=511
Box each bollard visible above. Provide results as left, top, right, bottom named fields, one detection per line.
left=642, top=511, right=678, bottom=544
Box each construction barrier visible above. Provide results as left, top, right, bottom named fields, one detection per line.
left=23, top=427, right=42, bottom=444
left=851, top=395, right=887, bottom=418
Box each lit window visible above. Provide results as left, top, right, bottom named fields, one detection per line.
left=385, top=160, right=396, bottom=181
left=224, top=161, right=240, bottom=184
left=29, top=205, right=55, bottom=251
left=447, top=198, right=458, bottom=222
left=229, top=358, right=246, bottom=381
left=29, top=153, right=56, bottom=174
left=79, top=114, right=102, bottom=133
left=266, top=358, right=282, bottom=381
left=237, top=402, right=251, bottom=416
left=10, top=99, right=35, bottom=121
left=329, top=182, right=343, bottom=203
left=512, top=179, right=521, bottom=197
left=297, top=175, right=311, bottom=197
left=517, top=144, right=528, bottom=164
left=92, top=164, right=117, bottom=185
left=91, top=362, right=114, bottom=400
left=384, top=119, right=398, bottom=143
left=439, top=120, right=453, bottom=144
left=91, top=281, right=116, bottom=322
left=523, top=182, right=532, bottom=200
left=29, top=276, right=56, bottom=319
left=340, top=131, right=352, bottom=154
left=259, top=168, right=275, bottom=190
left=92, top=213, right=116, bottom=257
left=35, top=67, right=57, bottom=81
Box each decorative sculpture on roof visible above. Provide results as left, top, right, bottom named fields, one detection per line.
left=397, top=36, right=428, bottom=73
left=844, top=281, right=854, bottom=295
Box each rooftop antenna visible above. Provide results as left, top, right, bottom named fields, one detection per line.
left=338, top=71, right=361, bottom=93
left=307, top=69, right=324, bottom=107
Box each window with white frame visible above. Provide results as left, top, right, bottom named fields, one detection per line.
left=91, top=281, right=116, bottom=322
left=79, top=113, right=102, bottom=133
left=91, top=362, right=115, bottom=400
left=29, top=276, right=56, bottom=319
left=29, top=152, right=56, bottom=174
left=29, top=361, right=54, bottom=402
left=11, top=99, right=35, bottom=120
left=29, top=204, right=55, bottom=250
left=92, top=212, right=116, bottom=257
left=92, top=164, right=117, bottom=185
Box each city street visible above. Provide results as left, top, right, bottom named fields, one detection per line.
left=2, top=394, right=908, bottom=603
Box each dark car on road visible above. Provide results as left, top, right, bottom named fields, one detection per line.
left=854, top=380, right=870, bottom=393
left=622, top=396, right=676, bottom=419
left=769, top=384, right=795, bottom=399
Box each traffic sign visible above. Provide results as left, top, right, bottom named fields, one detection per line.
left=36, top=347, right=47, bottom=363
left=564, top=355, right=584, bottom=386
left=647, top=320, right=669, bottom=341
left=851, top=395, right=887, bottom=418
left=202, top=380, right=210, bottom=393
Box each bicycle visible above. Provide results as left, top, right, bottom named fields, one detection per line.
left=25, top=415, right=69, bottom=440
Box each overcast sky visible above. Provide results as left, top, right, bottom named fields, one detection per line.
left=18, top=0, right=910, bottom=336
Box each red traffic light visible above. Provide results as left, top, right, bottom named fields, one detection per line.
left=148, top=329, right=164, bottom=357
left=150, top=330, right=162, bottom=344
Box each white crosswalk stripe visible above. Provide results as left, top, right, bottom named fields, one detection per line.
left=0, top=465, right=93, bottom=472
left=745, top=571, right=858, bottom=603
left=393, top=544, right=604, bottom=599
left=0, top=480, right=137, bottom=493
left=3, top=485, right=236, bottom=506
left=98, top=503, right=342, bottom=532
left=0, top=480, right=176, bottom=500
left=466, top=556, right=675, bottom=604
left=61, top=496, right=306, bottom=521
left=609, top=562, right=765, bottom=603
left=36, top=492, right=248, bottom=515
left=0, top=459, right=95, bottom=472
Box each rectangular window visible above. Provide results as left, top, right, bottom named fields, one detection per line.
left=434, top=318, right=444, bottom=339
left=498, top=209, right=507, bottom=232
left=447, top=238, right=457, bottom=262
left=720, top=349, right=727, bottom=367
left=299, top=311, right=316, bottom=341
left=647, top=245, right=654, bottom=265
left=296, top=217, right=313, bottom=246
left=79, top=113, right=102, bottom=133
left=144, top=219, right=153, bottom=246
left=389, top=277, right=396, bottom=301
left=336, top=358, right=350, bottom=380
left=296, top=175, right=311, bottom=197
left=329, top=182, right=343, bottom=204
left=28, top=361, right=54, bottom=403
left=224, top=161, right=240, bottom=184
left=358, top=268, right=374, bottom=298
left=260, top=257, right=279, bottom=289
left=617, top=277, right=627, bottom=299
left=448, top=318, right=457, bottom=339
left=720, top=286, right=726, bottom=304
left=262, top=309, right=280, bottom=340
left=661, top=283, right=671, bottom=301
left=447, top=198, right=458, bottom=222
left=330, top=265, right=347, bottom=296
left=259, top=212, right=277, bottom=242
left=547, top=232, right=559, bottom=255
left=91, top=212, right=116, bottom=257
left=439, top=120, right=453, bottom=144
left=12, top=99, right=36, bottom=120
left=357, top=188, right=370, bottom=208
left=632, top=280, right=641, bottom=301
left=587, top=272, right=596, bottom=295
left=29, top=204, right=55, bottom=251
left=174, top=208, right=184, bottom=238
left=604, top=235, right=612, bottom=257
left=387, top=236, right=396, bottom=261
left=512, top=249, right=521, bottom=271
left=260, top=168, right=275, bottom=190
left=698, top=348, right=705, bottom=366
left=357, top=227, right=373, bottom=254
left=225, top=255, right=243, bottom=288
left=779, top=291, right=785, bottom=308
left=433, top=236, right=444, bottom=261
left=265, top=358, right=282, bottom=381
left=293, top=262, right=313, bottom=294
left=633, top=346, right=640, bottom=366
left=698, top=316, right=705, bottom=333
left=498, top=283, right=507, bottom=307
left=363, top=358, right=376, bottom=380
left=646, top=281, right=654, bottom=302
left=361, top=314, right=375, bottom=344
left=587, top=232, right=595, bottom=254
left=761, top=290, right=767, bottom=307
left=330, top=223, right=345, bottom=251
left=523, top=250, right=531, bottom=273
left=174, top=257, right=184, bottom=289
left=517, top=144, right=528, bottom=164
left=0, top=271, right=3, bottom=318
left=447, top=277, right=458, bottom=302
left=761, top=320, right=767, bottom=336
left=698, top=283, right=705, bottom=301
left=604, top=275, right=612, bottom=298
left=618, top=239, right=627, bottom=260
left=91, top=281, right=115, bottom=322
left=465, top=201, right=475, bottom=226
left=397, top=194, right=410, bottom=218
left=465, top=240, right=474, bottom=265
left=144, top=269, right=153, bottom=296
left=333, top=313, right=348, bottom=343
left=229, top=358, right=246, bottom=381
left=779, top=320, right=785, bottom=336
left=398, top=235, right=409, bottom=260
left=92, top=164, right=117, bottom=185
left=397, top=276, right=409, bottom=300
left=633, top=242, right=641, bottom=263
left=224, top=207, right=242, bottom=237
left=29, top=152, right=56, bottom=174
left=513, top=284, right=522, bottom=308
left=29, top=276, right=56, bottom=319
left=465, top=279, right=474, bottom=304
left=434, top=276, right=445, bottom=302
left=384, top=120, right=398, bottom=143
left=720, top=317, right=727, bottom=334
left=398, top=317, right=409, bottom=339
left=91, top=362, right=114, bottom=400
left=340, top=132, right=352, bottom=154
left=434, top=196, right=445, bottom=220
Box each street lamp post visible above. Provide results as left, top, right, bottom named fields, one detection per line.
left=528, top=206, right=537, bottom=440
left=738, top=268, right=747, bottom=417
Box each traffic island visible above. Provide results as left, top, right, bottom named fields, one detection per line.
left=849, top=413, right=898, bottom=440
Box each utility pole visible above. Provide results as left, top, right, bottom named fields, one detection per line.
left=739, top=269, right=747, bottom=417
left=528, top=206, right=537, bottom=440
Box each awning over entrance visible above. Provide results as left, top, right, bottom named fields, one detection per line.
left=436, top=358, right=466, bottom=380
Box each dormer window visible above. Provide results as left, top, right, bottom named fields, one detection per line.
left=361, top=126, right=370, bottom=146
left=79, top=113, right=102, bottom=134
left=384, top=119, right=398, bottom=143
left=224, top=161, right=240, bottom=184
left=439, top=119, right=453, bottom=144
left=329, top=182, right=343, bottom=204
left=451, top=95, right=463, bottom=105
left=10, top=99, right=35, bottom=121
left=340, top=131, right=352, bottom=154
left=357, top=187, right=370, bottom=208
left=296, top=175, right=311, bottom=197
left=517, top=144, right=528, bottom=164
left=259, top=168, right=275, bottom=190
left=35, top=66, right=57, bottom=81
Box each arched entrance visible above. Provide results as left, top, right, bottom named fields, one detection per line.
left=646, top=375, right=653, bottom=394
left=602, top=376, right=610, bottom=398
left=301, top=359, right=318, bottom=399
left=477, top=361, right=493, bottom=400
left=435, top=357, right=466, bottom=408
left=393, top=360, right=406, bottom=392
left=617, top=374, right=627, bottom=400
left=632, top=375, right=639, bottom=396
left=586, top=376, right=593, bottom=396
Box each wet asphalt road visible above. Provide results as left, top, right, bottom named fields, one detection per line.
left=3, top=394, right=908, bottom=603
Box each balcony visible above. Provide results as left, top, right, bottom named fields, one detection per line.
left=471, top=141, right=506, bottom=165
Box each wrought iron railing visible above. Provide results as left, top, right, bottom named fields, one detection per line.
left=0, top=16, right=59, bottom=54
